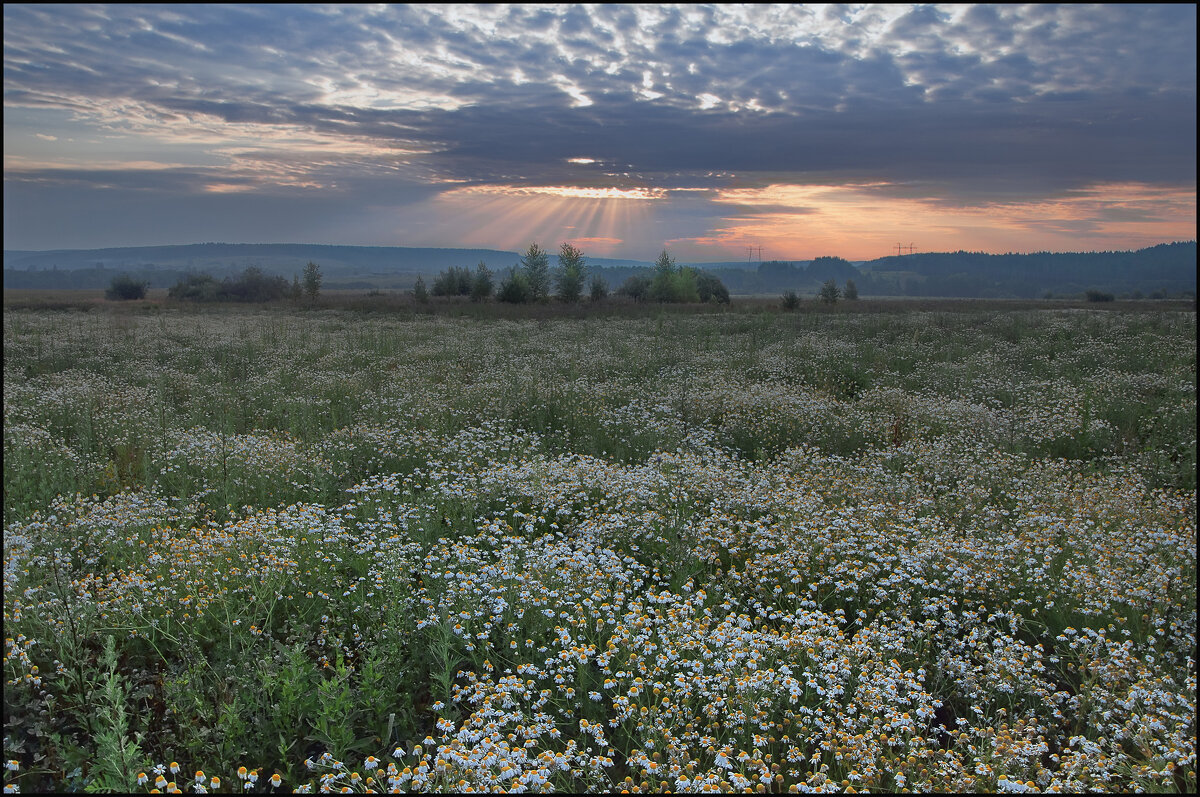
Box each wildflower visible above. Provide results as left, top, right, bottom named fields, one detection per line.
left=138, top=773, right=149, bottom=786
left=270, top=772, right=282, bottom=787
left=237, top=766, right=248, bottom=780
left=5, top=762, right=18, bottom=772
left=169, top=762, right=180, bottom=774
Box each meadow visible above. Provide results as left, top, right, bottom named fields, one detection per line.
left=3, top=302, right=1195, bottom=793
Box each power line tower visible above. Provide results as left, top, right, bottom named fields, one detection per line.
left=895, top=242, right=917, bottom=256
left=747, top=245, right=763, bottom=263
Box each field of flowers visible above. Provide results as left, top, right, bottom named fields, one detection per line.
left=3, top=304, right=1196, bottom=793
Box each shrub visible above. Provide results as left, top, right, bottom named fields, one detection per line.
left=844, top=279, right=858, bottom=300
left=413, top=275, right=429, bottom=303
left=695, top=271, right=730, bottom=303
left=105, top=274, right=148, bottom=300
left=589, top=275, right=608, bottom=302
left=1086, top=289, right=1115, bottom=302
left=781, top=290, right=800, bottom=310
left=169, top=273, right=221, bottom=302
left=220, top=266, right=290, bottom=302
left=497, top=267, right=532, bottom=303
left=617, top=274, right=652, bottom=301
left=432, top=266, right=472, bottom=297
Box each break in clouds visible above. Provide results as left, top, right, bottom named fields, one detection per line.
left=3, top=3, right=1196, bottom=257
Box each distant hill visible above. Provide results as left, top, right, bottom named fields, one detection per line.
left=4, top=241, right=1195, bottom=297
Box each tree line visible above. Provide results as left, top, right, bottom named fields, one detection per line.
left=105, top=263, right=323, bottom=302
left=415, top=243, right=729, bottom=305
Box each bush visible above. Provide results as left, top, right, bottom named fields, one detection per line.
left=844, top=279, right=858, bottom=300
left=589, top=275, right=608, bottom=302
left=1086, top=289, right=1115, bottom=302
left=781, top=290, right=800, bottom=310
left=105, top=274, right=148, bottom=300
left=169, top=273, right=221, bottom=302
left=497, top=267, right=532, bottom=303
left=432, top=266, right=472, bottom=297
left=413, top=276, right=429, bottom=303
left=617, top=274, right=652, bottom=301
left=220, top=266, right=290, bottom=302
left=695, top=271, right=730, bottom=303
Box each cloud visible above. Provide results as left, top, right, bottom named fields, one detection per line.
left=3, top=4, right=1195, bottom=253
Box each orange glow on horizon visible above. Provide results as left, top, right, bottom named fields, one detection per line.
left=675, top=181, right=1198, bottom=260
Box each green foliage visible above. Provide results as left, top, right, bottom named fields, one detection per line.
left=520, top=243, right=551, bottom=301
left=105, top=274, right=148, bottom=301
left=589, top=274, right=608, bottom=302
left=470, top=262, right=493, bottom=302
left=617, top=273, right=652, bottom=301
left=554, top=243, right=587, bottom=303
left=781, top=290, right=800, bottom=310
left=695, top=270, right=729, bottom=303
left=497, top=266, right=532, bottom=303
left=412, top=275, right=429, bottom=303
left=168, top=268, right=289, bottom=303
left=170, top=273, right=222, bottom=302
left=85, top=635, right=147, bottom=792
left=432, top=266, right=472, bottom=297
left=844, top=278, right=858, bottom=300
left=819, top=278, right=841, bottom=303
left=1086, top=289, right=1116, bottom=302
left=302, top=262, right=322, bottom=300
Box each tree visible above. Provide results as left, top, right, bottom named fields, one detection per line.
left=302, top=261, right=322, bottom=300
left=169, top=273, right=220, bottom=302
left=470, top=262, right=493, bottom=302
left=520, top=243, right=551, bottom=301
left=432, top=266, right=472, bottom=296
left=555, top=242, right=587, bottom=303
left=695, top=271, right=730, bottom=304
left=819, top=279, right=841, bottom=304
left=843, top=279, right=858, bottom=300
left=105, top=274, right=148, bottom=300
left=589, top=274, right=608, bottom=302
left=781, top=290, right=800, bottom=310
left=497, top=266, right=532, bottom=303
left=413, top=275, right=429, bottom=303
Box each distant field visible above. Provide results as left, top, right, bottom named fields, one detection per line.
left=3, top=304, right=1195, bottom=793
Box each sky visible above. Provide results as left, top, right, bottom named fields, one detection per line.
left=3, top=3, right=1196, bottom=261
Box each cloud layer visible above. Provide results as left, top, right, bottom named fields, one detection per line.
left=4, top=3, right=1195, bottom=257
